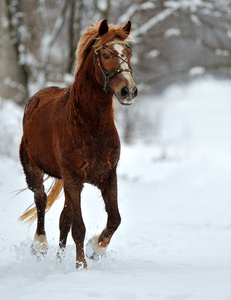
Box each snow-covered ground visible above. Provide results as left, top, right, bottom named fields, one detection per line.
left=0, top=77, right=231, bottom=300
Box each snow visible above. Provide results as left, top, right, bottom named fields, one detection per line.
left=215, top=49, right=230, bottom=57
left=164, top=28, right=181, bottom=38
left=97, top=0, right=108, bottom=12
left=189, top=66, right=205, bottom=76
left=0, top=78, right=231, bottom=299
left=190, top=14, right=202, bottom=26
left=139, top=1, right=156, bottom=10
left=0, top=98, right=22, bottom=158
left=165, top=0, right=214, bottom=11
left=145, top=49, right=160, bottom=59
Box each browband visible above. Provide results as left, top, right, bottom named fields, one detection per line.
left=94, top=40, right=127, bottom=53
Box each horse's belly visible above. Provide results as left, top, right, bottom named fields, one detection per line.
left=25, top=126, right=61, bottom=178
left=28, top=141, right=61, bottom=178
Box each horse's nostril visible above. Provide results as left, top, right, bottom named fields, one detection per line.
left=121, top=86, right=129, bottom=97
left=133, top=86, right=138, bottom=98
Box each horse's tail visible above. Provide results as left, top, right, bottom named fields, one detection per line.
left=18, top=178, right=63, bottom=225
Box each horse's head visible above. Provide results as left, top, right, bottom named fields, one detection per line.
left=94, top=20, right=138, bottom=105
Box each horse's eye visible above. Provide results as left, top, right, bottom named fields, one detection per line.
left=102, top=53, right=110, bottom=60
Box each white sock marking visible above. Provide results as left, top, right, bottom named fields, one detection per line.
left=32, top=233, right=48, bottom=254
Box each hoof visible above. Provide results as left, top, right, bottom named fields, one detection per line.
left=76, top=260, right=87, bottom=270
left=86, top=235, right=107, bottom=261
left=31, top=233, right=48, bottom=256
left=56, top=248, right=65, bottom=263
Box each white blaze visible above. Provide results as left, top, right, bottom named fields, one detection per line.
left=113, top=44, right=134, bottom=86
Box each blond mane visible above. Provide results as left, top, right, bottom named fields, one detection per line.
left=74, top=21, right=132, bottom=75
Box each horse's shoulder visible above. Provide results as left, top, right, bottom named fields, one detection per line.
left=23, top=86, right=66, bottom=123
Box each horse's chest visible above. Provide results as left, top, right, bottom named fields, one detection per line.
left=85, top=136, right=120, bottom=184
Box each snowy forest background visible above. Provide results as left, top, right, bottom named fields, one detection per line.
left=1, top=0, right=231, bottom=105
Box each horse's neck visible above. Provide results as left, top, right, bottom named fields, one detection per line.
left=71, top=65, right=114, bottom=130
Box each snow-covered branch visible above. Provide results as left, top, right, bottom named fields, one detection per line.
left=38, top=0, right=69, bottom=85
left=118, top=2, right=156, bottom=24
left=131, top=0, right=225, bottom=39
left=132, top=7, right=176, bottom=38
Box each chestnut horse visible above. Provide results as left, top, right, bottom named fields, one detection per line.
left=19, top=19, right=137, bottom=268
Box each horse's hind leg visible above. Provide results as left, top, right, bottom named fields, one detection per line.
left=20, top=142, right=48, bottom=254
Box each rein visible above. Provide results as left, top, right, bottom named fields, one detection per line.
left=93, top=41, right=133, bottom=92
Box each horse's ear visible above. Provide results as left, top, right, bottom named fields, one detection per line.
left=99, top=19, right=109, bottom=37
left=123, top=21, right=131, bottom=36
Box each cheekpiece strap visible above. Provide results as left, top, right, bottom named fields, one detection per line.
left=93, top=40, right=132, bottom=92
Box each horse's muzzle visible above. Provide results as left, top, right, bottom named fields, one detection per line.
left=116, top=85, right=138, bottom=105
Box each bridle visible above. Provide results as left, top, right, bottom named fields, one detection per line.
left=93, top=40, right=133, bottom=92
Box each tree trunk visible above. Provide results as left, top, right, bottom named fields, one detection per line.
left=0, top=0, right=29, bottom=105
left=66, top=0, right=84, bottom=75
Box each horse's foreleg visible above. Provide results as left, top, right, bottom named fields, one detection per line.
left=62, top=182, right=87, bottom=269
left=72, top=207, right=87, bottom=269
left=87, top=168, right=121, bottom=259
left=99, top=177, right=121, bottom=248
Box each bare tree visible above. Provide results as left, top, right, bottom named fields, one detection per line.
left=37, top=0, right=69, bottom=87
left=0, top=0, right=29, bottom=104
left=66, top=0, right=84, bottom=74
